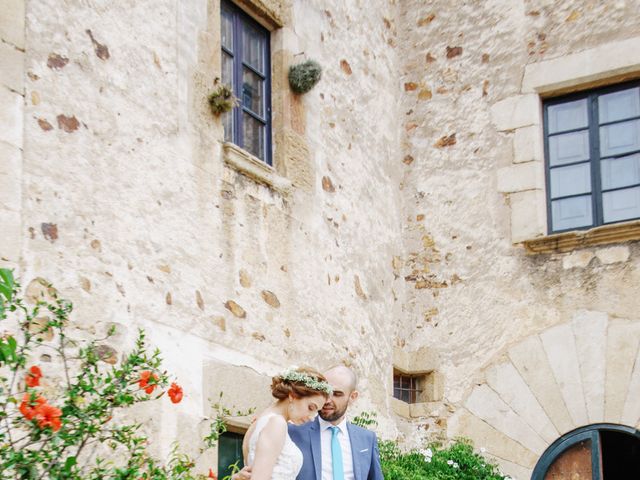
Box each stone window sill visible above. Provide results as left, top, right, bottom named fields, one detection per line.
left=223, top=415, right=252, bottom=433
left=522, top=220, right=640, bottom=254
left=223, top=142, right=292, bottom=194
left=391, top=397, right=440, bottom=419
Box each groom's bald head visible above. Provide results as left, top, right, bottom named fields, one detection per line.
left=324, top=365, right=358, bottom=392
left=320, top=365, right=359, bottom=424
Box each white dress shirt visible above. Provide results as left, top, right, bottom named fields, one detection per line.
left=318, top=417, right=354, bottom=480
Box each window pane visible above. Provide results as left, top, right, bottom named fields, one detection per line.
left=222, top=52, right=234, bottom=86
left=600, top=119, right=640, bottom=157
left=549, top=130, right=590, bottom=166
left=218, top=432, right=245, bottom=480
left=222, top=111, right=233, bottom=142
left=601, top=153, right=640, bottom=190
left=242, top=68, right=264, bottom=116
left=401, top=389, right=409, bottom=403
left=242, top=24, right=265, bottom=73
left=599, top=87, right=640, bottom=124
left=548, top=99, right=588, bottom=134
left=552, top=195, right=593, bottom=231
left=221, top=9, right=234, bottom=51
left=550, top=163, right=591, bottom=199
left=603, top=187, right=640, bottom=223
left=544, top=440, right=592, bottom=480
left=242, top=113, right=265, bottom=160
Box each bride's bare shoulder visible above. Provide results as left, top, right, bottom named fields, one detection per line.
left=262, top=414, right=287, bottom=429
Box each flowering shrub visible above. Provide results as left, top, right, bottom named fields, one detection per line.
left=352, top=412, right=510, bottom=480
left=0, top=269, right=221, bottom=479
left=379, top=439, right=511, bottom=479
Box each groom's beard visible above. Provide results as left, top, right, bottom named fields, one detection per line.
left=319, top=403, right=348, bottom=422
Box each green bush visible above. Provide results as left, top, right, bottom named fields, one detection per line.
left=380, top=438, right=510, bottom=480
left=353, top=411, right=510, bottom=480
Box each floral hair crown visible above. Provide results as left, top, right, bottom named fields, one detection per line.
left=280, top=369, right=333, bottom=395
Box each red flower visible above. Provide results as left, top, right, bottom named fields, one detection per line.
left=168, top=383, right=183, bottom=404
left=19, top=393, right=46, bottom=420
left=208, top=469, right=217, bottom=479
left=25, top=365, right=43, bottom=388
left=138, top=370, right=159, bottom=394
left=34, top=403, right=62, bottom=431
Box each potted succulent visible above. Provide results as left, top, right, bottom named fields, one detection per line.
left=288, top=60, right=322, bottom=94
left=208, top=78, right=238, bottom=116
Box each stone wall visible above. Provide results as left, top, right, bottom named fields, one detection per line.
left=3, top=0, right=640, bottom=478
left=398, top=0, right=640, bottom=477
left=3, top=0, right=403, bottom=471
left=0, top=0, right=25, bottom=270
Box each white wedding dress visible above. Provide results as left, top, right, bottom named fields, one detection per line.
left=247, top=413, right=303, bottom=480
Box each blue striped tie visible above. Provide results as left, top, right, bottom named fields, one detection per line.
left=330, top=426, right=344, bottom=480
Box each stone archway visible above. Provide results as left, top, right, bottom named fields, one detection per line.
left=448, top=311, right=640, bottom=479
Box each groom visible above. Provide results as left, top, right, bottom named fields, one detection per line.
left=232, top=365, right=383, bottom=480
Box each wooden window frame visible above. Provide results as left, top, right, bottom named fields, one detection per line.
left=221, top=0, right=273, bottom=165
left=531, top=423, right=640, bottom=480
left=544, top=80, right=640, bottom=234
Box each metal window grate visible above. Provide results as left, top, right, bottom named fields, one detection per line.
left=393, top=372, right=423, bottom=404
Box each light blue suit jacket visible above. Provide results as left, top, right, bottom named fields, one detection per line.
left=288, top=418, right=384, bottom=480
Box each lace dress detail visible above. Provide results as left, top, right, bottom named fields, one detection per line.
left=247, top=413, right=303, bottom=480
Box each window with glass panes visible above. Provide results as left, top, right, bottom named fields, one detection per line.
left=393, top=371, right=423, bottom=404
left=218, top=431, right=245, bottom=479
left=544, top=82, right=640, bottom=233
left=221, top=1, right=272, bottom=164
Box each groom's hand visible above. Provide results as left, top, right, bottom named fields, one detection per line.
left=231, top=466, right=252, bottom=480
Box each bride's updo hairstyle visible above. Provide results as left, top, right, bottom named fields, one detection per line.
left=271, top=367, right=332, bottom=400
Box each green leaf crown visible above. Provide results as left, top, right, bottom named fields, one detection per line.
left=280, top=369, right=333, bottom=395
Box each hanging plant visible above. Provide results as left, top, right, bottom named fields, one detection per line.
left=288, top=60, right=322, bottom=94
left=208, top=79, right=238, bottom=116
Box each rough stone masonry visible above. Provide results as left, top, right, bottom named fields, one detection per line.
left=1, top=0, right=640, bottom=477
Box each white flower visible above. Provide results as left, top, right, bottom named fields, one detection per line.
left=419, top=448, right=433, bottom=463
left=447, top=460, right=454, bottom=465
left=453, top=462, right=459, bottom=468
left=420, top=448, right=433, bottom=458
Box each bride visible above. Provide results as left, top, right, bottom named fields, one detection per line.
left=241, top=367, right=332, bottom=480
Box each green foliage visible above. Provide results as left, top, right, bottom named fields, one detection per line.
left=288, top=60, right=322, bottom=94
left=208, top=81, right=238, bottom=116
left=203, top=392, right=254, bottom=450
left=351, top=410, right=378, bottom=429
left=353, top=410, right=509, bottom=479
left=380, top=438, right=510, bottom=480
left=0, top=267, right=15, bottom=311
left=221, top=460, right=241, bottom=480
